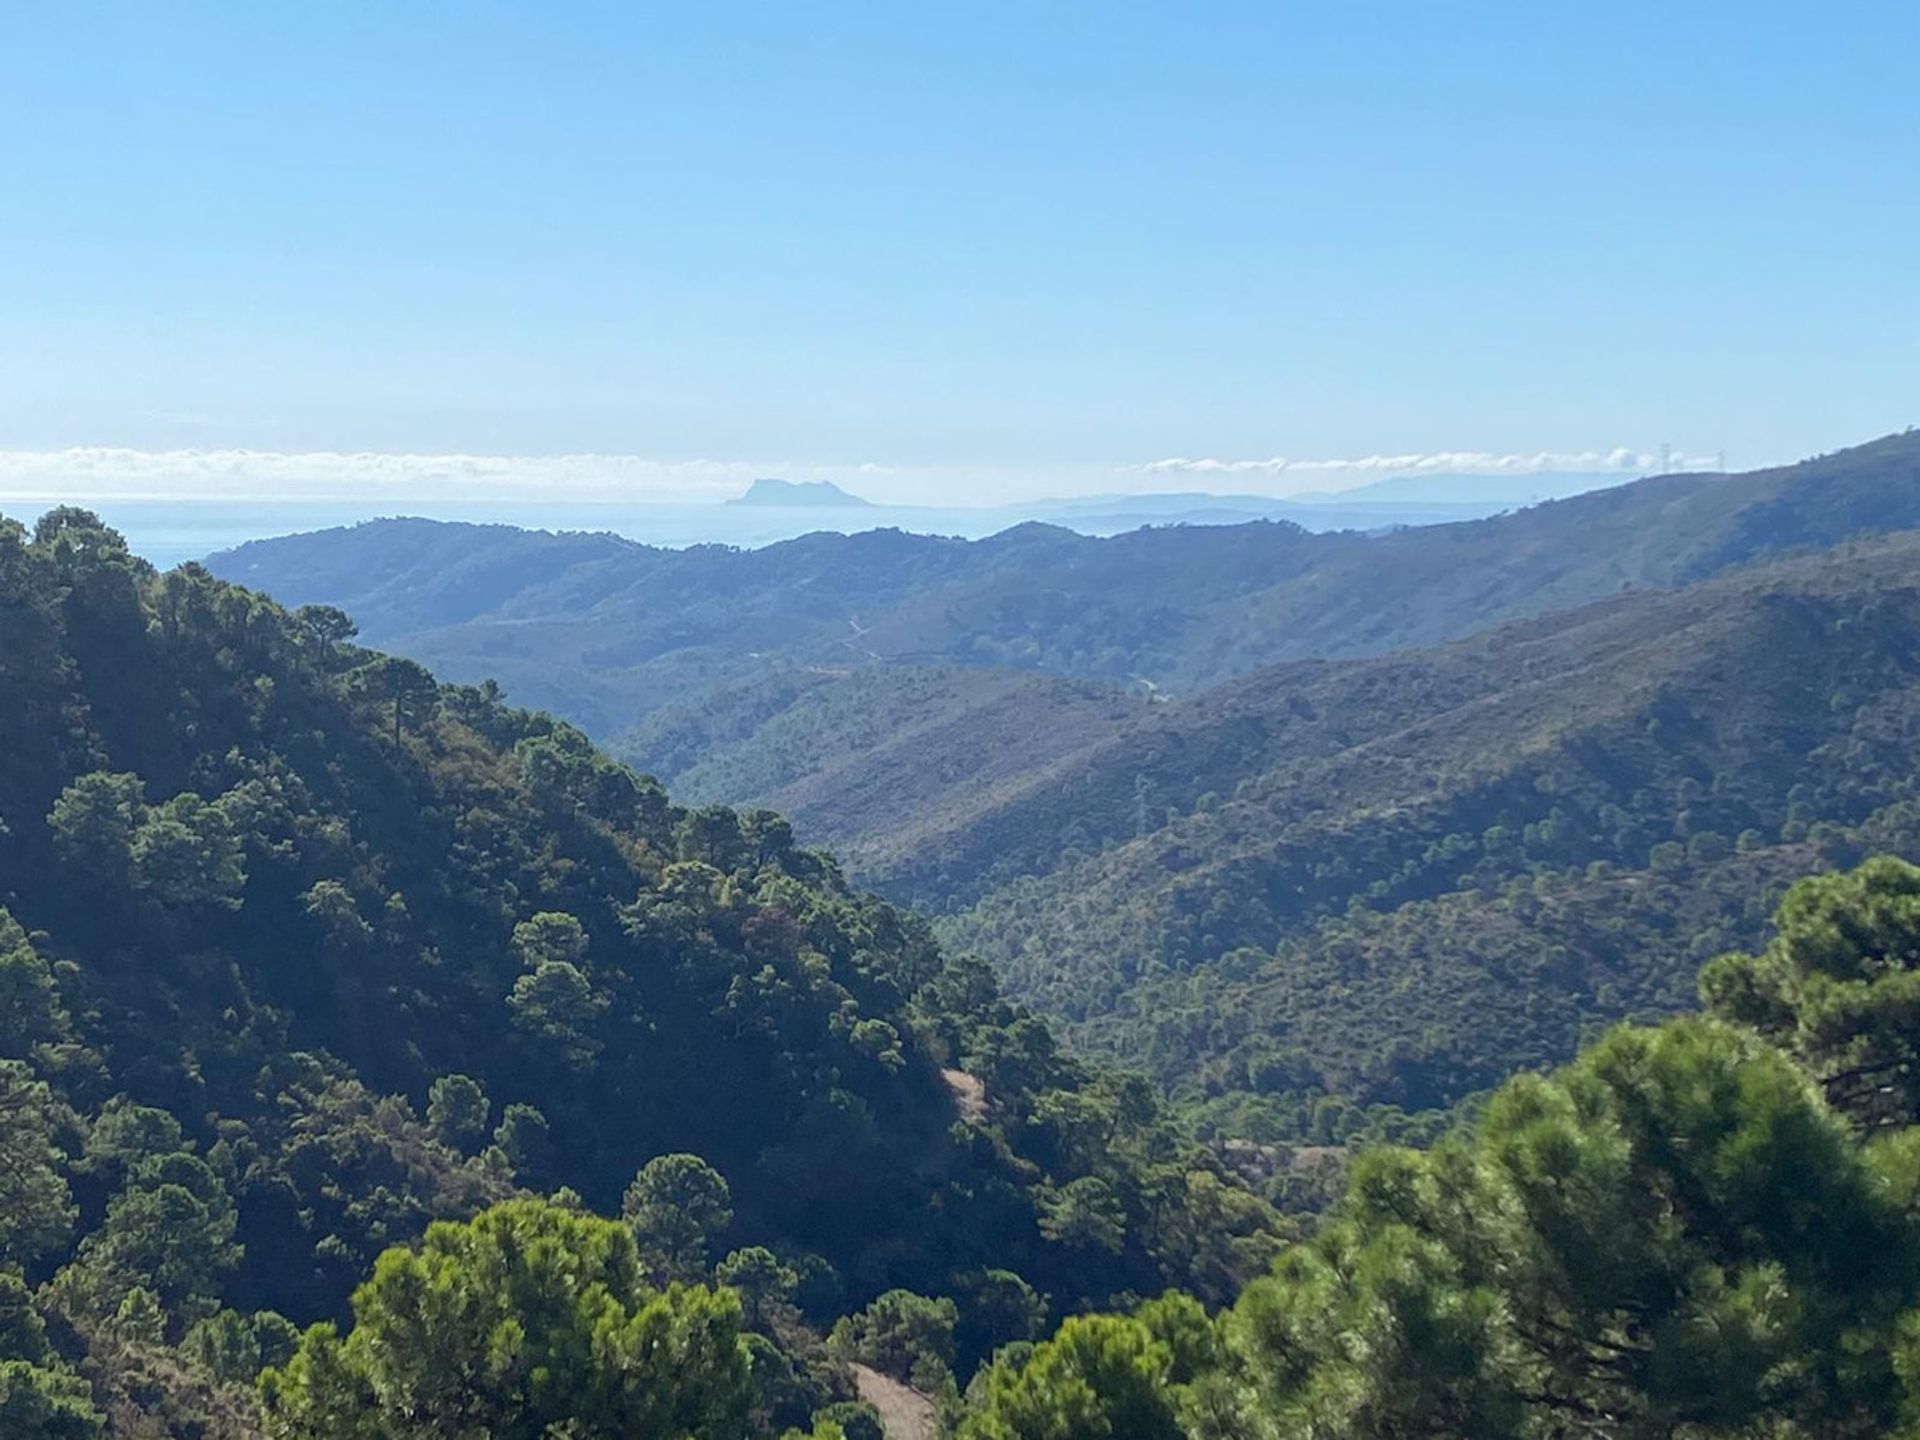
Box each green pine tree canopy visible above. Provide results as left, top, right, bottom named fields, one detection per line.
left=11, top=503, right=1920, bottom=1436
left=0, top=508, right=1279, bottom=1437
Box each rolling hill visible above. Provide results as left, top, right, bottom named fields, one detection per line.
left=605, top=533, right=1920, bottom=1129
left=195, top=430, right=1920, bottom=1141
left=207, top=430, right=1920, bottom=745
left=933, top=535, right=1920, bottom=1129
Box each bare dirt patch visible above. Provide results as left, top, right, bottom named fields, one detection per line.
left=853, top=1362, right=936, bottom=1440
left=941, top=1067, right=988, bottom=1124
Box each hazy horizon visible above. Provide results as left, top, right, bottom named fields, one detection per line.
left=0, top=441, right=1727, bottom=511
left=0, top=437, right=1757, bottom=568
left=2, top=444, right=1707, bottom=570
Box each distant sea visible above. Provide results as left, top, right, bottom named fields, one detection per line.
left=0, top=491, right=1528, bottom=570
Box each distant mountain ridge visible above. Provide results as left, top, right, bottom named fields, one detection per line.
left=1292, top=467, right=1645, bottom=506
left=103, top=469, right=1647, bottom=572
left=209, top=430, right=1920, bottom=734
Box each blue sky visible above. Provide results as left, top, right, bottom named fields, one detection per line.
left=2, top=2, right=1916, bottom=502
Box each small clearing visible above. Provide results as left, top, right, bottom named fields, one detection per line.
left=853, top=1363, right=936, bottom=1440
left=941, top=1066, right=988, bottom=1124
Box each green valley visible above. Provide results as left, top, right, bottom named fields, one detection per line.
left=207, top=433, right=1920, bottom=1150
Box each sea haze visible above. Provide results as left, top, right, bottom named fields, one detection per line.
left=21, top=472, right=1642, bottom=568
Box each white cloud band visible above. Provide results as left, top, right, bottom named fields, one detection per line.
left=1141, top=448, right=1720, bottom=477
left=0, top=444, right=1725, bottom=508
left=0, top=447, right=800, bottom=504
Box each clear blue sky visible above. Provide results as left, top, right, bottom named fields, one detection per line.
left=2, top=2, right=1916, bottom=500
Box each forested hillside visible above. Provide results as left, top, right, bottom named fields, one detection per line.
left=939, top=536, right=1920, bottom=1135
left=0, top=509, right=1280, bottom=1437
left=946, top=859, right=1920, bottom=1439
left=16, top=501, right=1920, bottom=1436
left=209, top=431, right=1920, bottom=742
left=576, top=530, right=1920, bottom=1159
left=618, top=664, right=1148, bottom=872
left=198, top=430, right=1920, bottom=1157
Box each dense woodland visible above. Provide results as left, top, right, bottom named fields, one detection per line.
left=12, top=431, right=1920, bottom=1435
left=0, top=509, right=1280, bottom=1437
left=940, top=537, right=1920, bottom=1139
left=951, top=857, right=1920, bottom=1438
left=15, top=512, right=1920, bottom=1435
left=210, top=434, right=1920, bottom=1163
